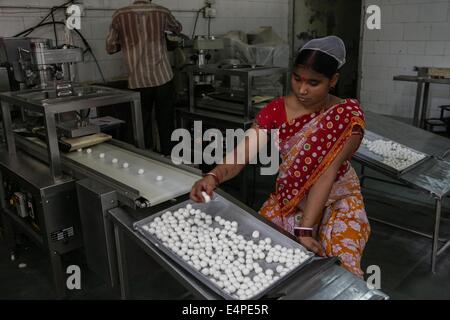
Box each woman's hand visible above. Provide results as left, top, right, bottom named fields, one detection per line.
left=190, top=175, right=217, bottom=203
left=297, top=236, right=323, bottom=255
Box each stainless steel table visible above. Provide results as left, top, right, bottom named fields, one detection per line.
left=393, top=75, right=450, bottom=128
left=108, top=193, right=388, bottom=300
left=355, top=111, right=450, bottom=272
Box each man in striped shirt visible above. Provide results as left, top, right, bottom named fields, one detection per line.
left=106, top=0, right=182, bottom=155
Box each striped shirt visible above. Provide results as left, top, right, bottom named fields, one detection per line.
left=106, top=0, right=182, bottom=89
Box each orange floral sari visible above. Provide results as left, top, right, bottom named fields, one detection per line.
left=256, top=97, right=370, bottom=277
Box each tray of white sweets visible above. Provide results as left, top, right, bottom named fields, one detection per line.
left=133, top=193, right=314, bottom=300
left=357, top=130, right=431, bottom=176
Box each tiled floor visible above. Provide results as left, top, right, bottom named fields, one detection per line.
left=1, top=162, right=449, bottom=300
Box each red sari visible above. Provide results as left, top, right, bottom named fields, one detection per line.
left=256, top=97, right=370, bottom=277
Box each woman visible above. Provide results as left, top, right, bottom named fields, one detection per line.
left=190, top=36, right=370, bottom=277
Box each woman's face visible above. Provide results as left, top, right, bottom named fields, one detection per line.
left=291, top=65, right=338, bottom=107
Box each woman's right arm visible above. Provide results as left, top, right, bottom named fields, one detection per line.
left=190, top=124, right=268, bottom=202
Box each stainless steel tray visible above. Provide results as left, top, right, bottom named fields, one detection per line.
left=357, top=130, right=431, bottom=177
left=133, top=194, right=314, bottom=300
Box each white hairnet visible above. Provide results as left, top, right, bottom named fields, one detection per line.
left=299, top=35, right=346, bottom=69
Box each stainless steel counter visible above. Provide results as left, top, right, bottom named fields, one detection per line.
left=108, top=190, right=388, bottom=300
left=393, top=75, right=450, bottom=128
left=355, top=111, right=450, bottom=272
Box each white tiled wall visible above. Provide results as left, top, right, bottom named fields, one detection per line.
left=361, top=0, right=450, bottom=119
left=0, top=0, right=290, bottom=82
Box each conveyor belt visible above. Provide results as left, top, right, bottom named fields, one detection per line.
left=65, top=143, right=199, bottom=206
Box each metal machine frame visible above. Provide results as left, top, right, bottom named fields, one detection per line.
left=0, top=85, right=145, bottom=181
left=187, top=64, right=288, bottom=120
left=0, top=85, right=146, bottom=298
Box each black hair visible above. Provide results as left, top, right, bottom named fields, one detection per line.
left=294, top=49, right=339, bottom=79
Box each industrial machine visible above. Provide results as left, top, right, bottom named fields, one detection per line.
left=190, top=36, right=224, bottom=88
left=0, top=151, right=82, bottom=298
left=0, top=37, right=82, bottom=91
left=0, top=83, right=149, bottom=298
left=187, top=63, right=287, bottom=120
left=0, top=37, right=107, bottom=139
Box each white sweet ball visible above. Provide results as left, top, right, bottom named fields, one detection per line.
left=265, top=269, right=274, bottom=276
left=252, top=230, right=260, bottom=239
left=228, top=285, right=237, bottom=293
left=138, top=169, right=145, bottom=175
left=99, top=153, right=105, bottom=159
left=156, top=175, right=164, bottom=181
left=122, top=162, right=129, bottom=169
left=201, top=191, right=211, bottom=203
left=86, top=148, right=92, bottom=154
left=112, top=158, right=118, bottom=164
left=201, top=268, right=210, bottom=276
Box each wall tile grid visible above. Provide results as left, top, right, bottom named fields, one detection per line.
left=361, top=0, right=450, bottom=118
left=0, top=0, right=289, bottom=82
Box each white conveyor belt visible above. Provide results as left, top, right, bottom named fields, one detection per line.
left=66, top=143, right=200, bottom=206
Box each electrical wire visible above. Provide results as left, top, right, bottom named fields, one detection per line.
left=191, top=5, right=208, bottom=39
left=12, top=0, right=107, bottom=83
left=51, top=10, right=58, bottom=47
left=14, top=0, right=73, bottom=37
